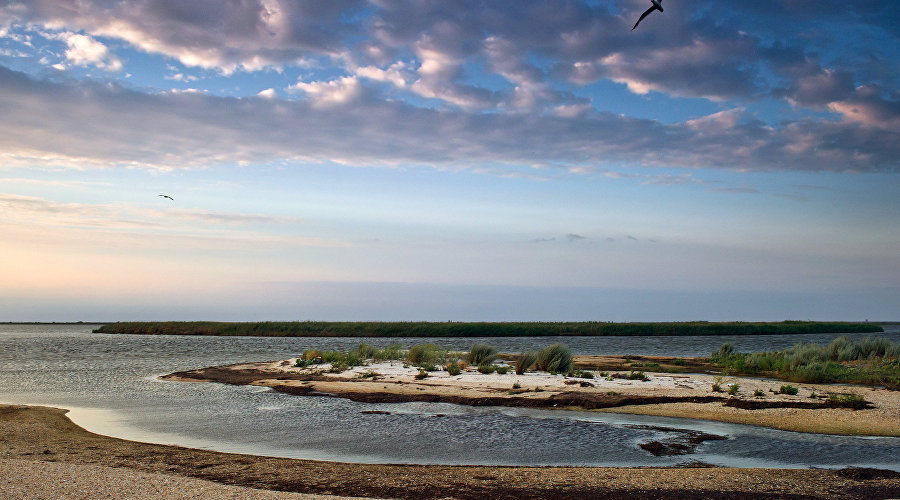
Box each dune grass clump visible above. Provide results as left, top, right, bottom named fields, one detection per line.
left=826, top=392, right=870, bottom=409
left=467, top=343, right=499, bottom=366
left=478, top=364, right=497, bottom=374
left=372, top=342, right=405, bottom=361
left=446, top=362, right=462, bottom=376
left=536, top=343, right=572, bottom=374
left=515, top=351, right=538, bottom=374
left=406, top=343, right=448, bottom=366
left=779, top=385, right=799, bottom=395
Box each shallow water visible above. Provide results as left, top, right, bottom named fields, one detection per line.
left=1, top=324, right=898, bottom=469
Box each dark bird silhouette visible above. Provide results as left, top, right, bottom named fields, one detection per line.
left=632, top=0, right=663, bottom=31
left=158, top=194, right=174, bottom=201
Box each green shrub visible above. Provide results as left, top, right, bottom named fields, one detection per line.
left=827, top=392, right=869, bottom=409
left=353, top=343, right=376, bottom=359
left=406, top=343, right=447, bottom=365
left=753, top=388, right=764, bottom=397
left=373, top=342, right=405, bottom=361
left=515, top=351, right=538, bottom=374
left=512, top=382, right=521, bottom=389
left=415, top=369, right=429, bottom=379
left=536, top=343, right=572, bottom=374
left=495, top=365, right=510, bottom=375
left=627, top=371, right=649, bottom=381
left=728, top=383, right=740, bottom=396
left=779, top=385, right=799, bottom=395
left=477, top=363, right=497, bottom=374
left=446, top=362, right=461, bottom=376
left=468, top=343, right=499, bottom=366
left=672, top=359, right=686, bottom=366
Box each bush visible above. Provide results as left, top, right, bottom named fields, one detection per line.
left=515, top=351, right=538, bottom=374
left=753, top=388, right=764, bottom=397
left=446, top=362, right=461, bottom=376
left=536, top=343, right=572, bottom=374
left=406, top=343, right=447, bottom=365
left=627, top=371, right=649, bottom=381
left=478, top=363, right=497, bottom=374
left=415, top=369, right=429, bottom=379
left=468, top=343, right=499, bottom=366
left=353, top=343, right=376, bottom=359
left=512, top=382, right=521, bottom=389
left=728, top=383, right=740, bottom=396
left=779, top=385, right=799, bottom=395
left=495, top=365, right=510, bottom=375
left=826, top=392, right=870, bottom=409
left=373, top=342, right=405, bottom=361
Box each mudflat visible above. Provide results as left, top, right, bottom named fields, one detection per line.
left=2, top=404, right=900, bottom=499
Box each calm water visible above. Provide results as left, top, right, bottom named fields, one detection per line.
left=1, top=324, right=898, bottom=469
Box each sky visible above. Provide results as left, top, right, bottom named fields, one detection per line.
left=0, top=0, right=898, bottom=322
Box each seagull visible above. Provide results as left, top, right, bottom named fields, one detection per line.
left=632, top=0, right=663, bottom=31
left=158, top=194, right=174, bottom=201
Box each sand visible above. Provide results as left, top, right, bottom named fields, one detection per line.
left=2, top=404, right=899, bottom=499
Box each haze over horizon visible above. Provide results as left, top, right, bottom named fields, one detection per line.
left=1, top=1, right=897, bottom=322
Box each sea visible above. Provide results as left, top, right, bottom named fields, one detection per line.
left=1, top=323, right=898, bottom=469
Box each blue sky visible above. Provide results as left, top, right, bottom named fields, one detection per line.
left=0, top=0, right=897, bottom=321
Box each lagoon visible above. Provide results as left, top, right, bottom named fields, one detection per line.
left=1, top=324, right=898, bottom=469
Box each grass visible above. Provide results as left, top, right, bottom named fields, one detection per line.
left=467, top=343, right=499, bottom=365
left=826, top=392, right=870, bottom=409
left=535, top=343, right=572, bottom=374
left=515, top=351, right=538, bottom=374
left=94, top=321, right=884, bottom=337
left=779, top=385, right=799, bottom=395
left=710, top=336, right=900, bottom=388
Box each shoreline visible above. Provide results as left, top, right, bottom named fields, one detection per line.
left=2, top=404, right=899, bottom=499
left=162, top=356, right=900, bottom=437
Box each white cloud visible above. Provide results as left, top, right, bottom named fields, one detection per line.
left=58, top=32, right=122, bottom=71
left=288, top=76, right=363, bottom=107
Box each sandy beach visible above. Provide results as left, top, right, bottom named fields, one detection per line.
left=2, top=404, right=900, bottom=499
left=162, top=355, right=900, bottom=437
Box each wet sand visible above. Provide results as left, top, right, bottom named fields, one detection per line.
left=2, top=404, right=899, bottom=499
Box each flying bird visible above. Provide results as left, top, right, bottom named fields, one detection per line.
left=158, top=194, right=174, bottom=201
left=632, top=0, right=663, bottom=31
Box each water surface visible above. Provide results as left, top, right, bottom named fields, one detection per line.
left=1, top=324, right=898, bottom=469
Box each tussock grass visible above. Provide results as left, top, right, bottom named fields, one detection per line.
left=536, top=343, right=572, bottom=374
left=467, top=343, right=499, bottom=366
left=515, top=351, right=538, bottom=375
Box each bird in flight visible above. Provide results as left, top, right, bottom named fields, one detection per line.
left=158, top=194, right=174, bottom=201
left=632, top=0, right=663, bottom=31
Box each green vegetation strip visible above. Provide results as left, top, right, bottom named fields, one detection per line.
left=93, top=321, right=882, bottom=337
left=710, top=336, right=900, bottom=388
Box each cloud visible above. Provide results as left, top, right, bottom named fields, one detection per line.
left=58, top=32, right=122, bottom=71
left=0, top=0, right=366, bottom=73
left=566, top=233, right=588, bottom=241
left=0, top=192, right=298, bottom=231
left=0, top=65, right=897, bottom=174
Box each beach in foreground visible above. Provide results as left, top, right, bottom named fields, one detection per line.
left=2, top=404, right=900, bottom=499
left=163, top=355, right=900, bottom=437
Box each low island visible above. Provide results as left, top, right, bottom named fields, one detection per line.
left=163, top=337, right=900, bottom=437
